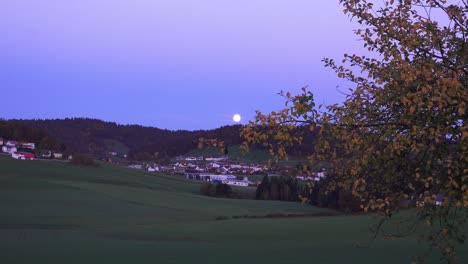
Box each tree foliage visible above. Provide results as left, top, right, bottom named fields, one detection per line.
left=242, top=0, right=467, bottom=261
left=70, top=153, right=98, bottom=167
left=255, top=175, right=299, bottom=201
left=199, top=182, right=235, bottom=198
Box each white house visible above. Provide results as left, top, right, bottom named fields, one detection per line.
left=2, top=146, right=17, bottom=154
left=209, top=162, right=221, bottom=168
left=209, top=174, right=236, bottom=181
left=6, top=141, right=17, bottom=147
left=21, top=142, right=35, bottom=150
left=230, top=164, right=242, bottom=169
left=185, top=172, right=236, bottom=182
left=12, top=152, right=34, bottom=160
left=205, top=157, right=226, bottom=161
left=128, top=164, right=143, bottom=169
left=222, top=179, right=249, bottom=187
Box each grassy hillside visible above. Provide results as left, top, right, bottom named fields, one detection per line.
left=0, top=155, right=466, bottom=264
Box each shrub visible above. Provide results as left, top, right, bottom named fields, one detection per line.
left=200, top=182, right=234, bottom=198
left=70, top=153, right=98, bottom=166
left=214, top=216, right=230, bottom=221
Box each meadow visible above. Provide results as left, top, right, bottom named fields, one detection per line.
left=0, top=155, right=466, bottom=263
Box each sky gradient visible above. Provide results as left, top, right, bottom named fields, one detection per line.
left=1, top=0, right=363, bottom=130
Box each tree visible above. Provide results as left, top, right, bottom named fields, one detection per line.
left=70, top=153, right=98, bottom=167
left=242, top=0, right=467, bottom=262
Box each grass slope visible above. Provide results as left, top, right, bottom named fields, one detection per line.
left=0, top=155, right=466, bottom=264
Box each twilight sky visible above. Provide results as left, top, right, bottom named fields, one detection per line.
left=1, top=0, right=363, bottom=130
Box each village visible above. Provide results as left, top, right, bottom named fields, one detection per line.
left=128, top=155, right=327, bottom=188
left=0, top=136, right=326, bottom=188
left=0, top=137, right=69, bottom=160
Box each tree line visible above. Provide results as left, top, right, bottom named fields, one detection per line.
left=0, top=118, right=245, bottom=159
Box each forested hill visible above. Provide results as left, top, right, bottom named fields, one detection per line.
left=0, top=118, right=243, bottom=159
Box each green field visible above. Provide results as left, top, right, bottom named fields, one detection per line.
left=0, top=155, right=466, bottom=264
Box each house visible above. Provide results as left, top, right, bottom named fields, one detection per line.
left=184, top=171, right=237, bottom=182
left=2, top=146, right=17, bottom=154
left=21, top=142, right=35, bottom=150
left=12, top=152, right=35, bottom=160
left=205, top=157, right=226, bottom=162
left=185, top=171, right=210, bottom=181
left=230, top=164, right=242, bottom=169
left=208, top=162, right=221, bottom=168
left=209, top=174, right=236, bottom=181
left=195, top=174, right=250, bottom=187
left=221, top=179, right=249, bottom=187
left=6, top=141, right=17, bottom=147
left=36, top=150, right=52, bottom=158
left=128, top=164, right=143, bottom=170
left=52, top=152, right=63, bottom=159
left=147, top=165, right=160, bottom=172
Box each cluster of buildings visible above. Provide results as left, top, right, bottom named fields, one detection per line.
left=1, top=138, right=36, bottom=160
left=173, top=160, right=267, bottom=175
left=296, top=169, right=327, bottom=181
left=176, top=156, right=227, bottom=162
left=130, top=156, right=328, bottom=188
left=184, top=171, right=249, bottom=187
left=0, top=137, right=66, bottom=160
left=130, top=160, right=265, bottom=174
left=126, top=158, right=269, bottom=187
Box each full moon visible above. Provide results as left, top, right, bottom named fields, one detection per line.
left=233, top=114, right=241, bottom=123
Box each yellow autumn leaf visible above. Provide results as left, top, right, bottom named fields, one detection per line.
left=458, top=107, right=465, bottom=116
left=462, top=131, right=468, bottom=140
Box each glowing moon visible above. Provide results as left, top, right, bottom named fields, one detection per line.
left=233, top=114, right=241, bottom=123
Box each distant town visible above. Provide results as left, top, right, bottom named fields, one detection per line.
left=0, top=136, right=326, bottom=188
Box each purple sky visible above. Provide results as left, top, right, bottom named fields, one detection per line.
left=1, top=0, right=362, bottom=130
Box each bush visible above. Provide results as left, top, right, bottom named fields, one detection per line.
left=200, top=182, right=234, bottom=198
left=200, top=182, right=217, bottom=197
left=214, top=216, right=230, bottom=221
left=255, top=175, right=299, bottom=201
left=70, top=153, right=98, bottom=166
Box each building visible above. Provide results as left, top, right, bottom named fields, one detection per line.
left=52, top=152, right=63, bottom=159
left=21, top=143, right=35, bottom=150
left=5, top=141, right=17, bottom=147
left=2, top=146, right=17, bottom=154
left=128, top=164, right=143, bottom=170
left=12, top=152, right=35, bottom=160
left=185, top=171, right=239, bottom=183
left=221, top=179, right=249, bottom=187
